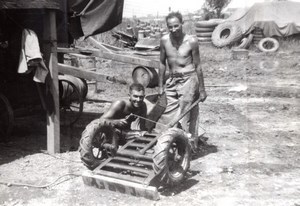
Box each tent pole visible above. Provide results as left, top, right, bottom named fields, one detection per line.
left=44, top=9, right=60, bottom=154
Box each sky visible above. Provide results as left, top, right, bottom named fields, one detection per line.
left=123, top=0, right=299, bottom=17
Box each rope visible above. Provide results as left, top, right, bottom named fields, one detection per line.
left=0, top=173, right=81, bottom=188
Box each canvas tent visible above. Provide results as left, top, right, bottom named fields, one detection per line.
left=68, top=0, right=124, bottom=39
left=226, top=1, right=300, bottom=37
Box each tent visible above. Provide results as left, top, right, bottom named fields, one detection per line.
left=226, top=1, right=300, bottom=37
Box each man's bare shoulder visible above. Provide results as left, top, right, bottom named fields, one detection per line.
left=110, top=100, right=126, bottom=110
left=187, top=35, right=199, bottom=46
left=161, top=33, right=170, bottom=42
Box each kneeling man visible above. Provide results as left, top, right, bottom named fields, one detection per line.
left=100, top=83, right=147, bottom=131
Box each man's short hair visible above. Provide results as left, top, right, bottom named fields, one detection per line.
left=166, top=11, right=183, bottom=23
left=129, top=83, right=145, bottom=93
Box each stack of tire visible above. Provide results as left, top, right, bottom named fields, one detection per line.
left=252, top=27, right=265, bottom=44
left=211, top=22, right=243, bottom=48
left=194, top=19, right=224, bottom=44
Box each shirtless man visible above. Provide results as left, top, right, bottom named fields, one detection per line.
left=100, top=83, right=147, bottom=131
left=157, top=11, right=207, bottom=149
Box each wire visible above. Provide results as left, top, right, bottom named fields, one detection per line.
left=0, top=173, right=81, bottom=188
left=130, top=113, right=169, bottom=128
left=131, top=113, right=206, bottom=132
left=40, top=150, right=82, bottom=163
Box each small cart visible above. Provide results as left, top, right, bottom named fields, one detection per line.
left=79, top=97, right=202, bottom=200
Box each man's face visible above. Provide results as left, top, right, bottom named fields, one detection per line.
left=129, top=89, right=145, bottom=108
left=167, top=17, right=182, bottom=37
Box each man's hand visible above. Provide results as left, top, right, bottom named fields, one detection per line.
left=158, top=87, right=164, bottom=96
left=112, top=119, right=128, bottom=128
left=199, top=90, right=207, bottom=102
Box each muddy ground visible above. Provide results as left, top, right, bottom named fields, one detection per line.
left=0, top=44, right=299, bottom=206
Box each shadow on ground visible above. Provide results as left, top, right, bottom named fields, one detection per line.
left=0, top=111, right=103, bottom=166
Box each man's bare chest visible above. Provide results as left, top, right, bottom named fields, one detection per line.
left=165, top=40, right=191, bottom=58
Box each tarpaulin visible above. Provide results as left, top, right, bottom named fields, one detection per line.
left=225, top=1, right=300, bottom=37
left=68, top=0, right=124, bottom=39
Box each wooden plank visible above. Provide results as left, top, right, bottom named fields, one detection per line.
left=117, top=150, right=153, bottom=161
left=57, top=47, right=160, bottom=68
left=87, top=37, right=114, bottom=53
left=57, top=63, right=126, bottom=84
left=82, top=170, right=160, bottom=200
left=112, top=156, right=153, bottom=167
left=58, top=63, right=108, bottom=82
left=91, top=49, right=160, bottom=68
left=104, top=162, right=152, bottom=175
left=126, top=142, right=147, bottom=149
left=44, top=10, right=60, bottom=153
left=139, top=137, right=158, bottom=155
left=136, top=137, right=154, bottom=142
left=96, top=169, right=147, bottom=184
left=0, top=0, right=62, bottom=10
left=101, top=43, right=123, bottom=52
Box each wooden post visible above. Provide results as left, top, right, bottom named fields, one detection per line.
left=44, top=10, right=60, bottom=153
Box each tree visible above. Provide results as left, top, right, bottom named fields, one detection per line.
left=203, top=0, right=231, bottom=18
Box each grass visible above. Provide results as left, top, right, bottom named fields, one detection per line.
left=278, top=38, right=300, bottom=51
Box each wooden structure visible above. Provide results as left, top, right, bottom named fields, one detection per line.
left=0, top=0, right=62, bottom=153
left=0, top=0, right=160, bottom=153
left=82, top=131, right=160, bottom=200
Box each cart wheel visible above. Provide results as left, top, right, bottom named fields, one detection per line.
left=79, top=119, right=119, bottom=170
left=0, top=93, right=14, bottom=142
left=153, top=128, right=191, bottom=185
left=59, top=79, right=83, bottom=126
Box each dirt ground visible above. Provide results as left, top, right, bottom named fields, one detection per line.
left=0, top=44, right=299, bottom=206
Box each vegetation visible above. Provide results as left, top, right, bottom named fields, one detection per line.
left=202, top=0, right=231, bottom=19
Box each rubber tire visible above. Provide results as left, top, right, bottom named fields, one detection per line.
left=212, top=22, right=243, bottom=48
left=252, top=28, right=263, bottom=35
left=153, top=128, right=191, bottom=185
left=0, top=93, right=14, bottom=142
left=258, top=37, right=279, bottom=52
left=195, top=27, right=214, bottom=33
left=253, top=33, right=264, bottom=39
left=195, top=19, right=224, bottom=28
left=198, top=37, right=212, bottom=42
left=196, top=32, right=213, bottom=37
left=79, top=119, right=119, bottom=170
left=236, top=34, right=253, bottom=49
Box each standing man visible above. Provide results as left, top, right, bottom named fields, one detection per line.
left=157, top=11, right=207, bottom=150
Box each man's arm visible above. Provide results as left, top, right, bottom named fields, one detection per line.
left=191, top=36, right=207, bottom=102
left=158, top=38, right=167, bottom=95
left=100, top=100, right=128, bottom=127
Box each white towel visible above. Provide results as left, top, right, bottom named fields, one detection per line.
left=18, top=29, right=49, bottom=83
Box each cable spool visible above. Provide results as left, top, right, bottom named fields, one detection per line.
left=59, top=75, right=87, bottom=100
left=132, top=66, right=159, bottom=88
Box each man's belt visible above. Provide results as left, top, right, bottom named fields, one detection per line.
left=170, top=70, right=196, bottom=78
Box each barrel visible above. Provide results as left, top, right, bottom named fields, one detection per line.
left=58, top=75, right=88, bottom=101
left=232, top=49, right=249, bottom=60
left=132, top=66, right=159, bottom=88
left=138, top=30, right=145, bottom=40
left=144, top=29, right=151, bottom=37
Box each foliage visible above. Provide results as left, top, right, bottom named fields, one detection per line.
left=202, top=0, right=231, bottom=19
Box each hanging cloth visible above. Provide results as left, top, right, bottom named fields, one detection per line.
left=18, top=29, right=49, bottom=83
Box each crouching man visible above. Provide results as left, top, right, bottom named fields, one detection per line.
left=100, top=83, right=147, bottom=132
